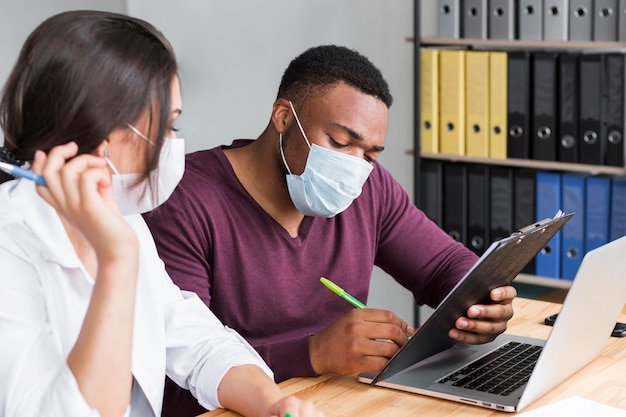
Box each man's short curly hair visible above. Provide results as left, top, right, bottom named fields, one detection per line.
left=277, top=45, right=393, bottom=108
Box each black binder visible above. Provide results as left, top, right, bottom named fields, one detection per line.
left=489, top=167, right=514, bottom=243
left=604, top=54, right=626, bottom=167
left=558, top=53, right=580, bottom=163
left=514, top=169, right=537, bottom=274
left=419, top=159, right=443, bottom=226
left=579, top=54, right=605, bottom=165
left=532, top=52, right=558, bottom=161
left=507, top=51, right=532, bottom=159
left=442, top=163, right=467, bottom=245
left=467, top=164, right=490, bottom=256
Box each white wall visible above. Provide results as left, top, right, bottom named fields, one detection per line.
left=0, top=0, right=126, bottom=121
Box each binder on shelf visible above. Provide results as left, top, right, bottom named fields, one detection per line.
left=514, top=169, right=537, bottom=274
left=535, top=172, right=562, bottom=279
left=585, top=176, right=611, bottom=253
left=569, top=0, right=593, bottom=41
left=442, top=163, right=467, bottom=245
left=489, top=167, right=514, bottom=244
left=579, top=54, right=605, bottom=165
left=489, top=0, right=515, bottom=40
left=467, top=164, right=490, bottom=256
left=593, top=0, right=618, bottom=41
left=603, top=54, right=626, bottom=167
left=507, top=51, right=532, bottom=159
left=419, top=159, right=443, bottom=227
left=489, top=51, right=508, bottom=159
left=620, top=0, right=626, bottom=41
left=544, top=0, right=569, bottom=41
left=465, top=51, right=490, bottom=157
left=439, top=49, right=466, bottom=156
left=560, top=174, right=586, bottom=281
left=532, top=52, right=559, bottom=161
left=518, top=0, right=543, bottom=40
left=558, top=53, right=580, bottom=163
left=437, top=0, right=462, bottom=38
left=463, top=0, right=488, bottom=39
left=420, top=49, right=440, bottom=154
left=610, top=177, right=626, bottom=241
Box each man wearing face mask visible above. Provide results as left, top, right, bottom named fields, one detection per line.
left=143, top=45, right=518, bottom=417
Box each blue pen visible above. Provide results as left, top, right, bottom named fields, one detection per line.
left=0, top=161, right=47, bottom=186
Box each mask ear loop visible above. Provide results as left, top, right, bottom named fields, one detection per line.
left=279, top=132, right=293, bottom=176
left=103, top=148, right=120, bottom=175
left=288, top=101, right=312, bottom=149
left=127, top=124, right=155, bottom=146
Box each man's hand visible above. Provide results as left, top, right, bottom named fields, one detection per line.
left=448, top=285, right=517, bottom=344
left=309, top=309, right=414, bottom=376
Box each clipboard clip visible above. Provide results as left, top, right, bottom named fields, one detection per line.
left=512, top=210, right=565, bottom=236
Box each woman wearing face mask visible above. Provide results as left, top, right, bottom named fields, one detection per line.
left=0, top=10, right=322, bottom=417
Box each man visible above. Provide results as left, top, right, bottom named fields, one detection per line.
left=144, top=45, right=517, bottom=416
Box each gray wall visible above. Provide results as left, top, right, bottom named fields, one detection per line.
left=0, top=0, right=126, bottom=105
left=1, top=1, right=417, bottom=325
left=127, top=0, right=416, bottom=323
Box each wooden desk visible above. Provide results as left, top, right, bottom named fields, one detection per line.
left=200, top=298, right=626, bottom=416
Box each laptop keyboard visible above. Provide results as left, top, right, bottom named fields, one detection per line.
left=437, top=341, right=542, bottom=396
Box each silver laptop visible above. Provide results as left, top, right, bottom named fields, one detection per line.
left=359, top=220, right=626, bottom=412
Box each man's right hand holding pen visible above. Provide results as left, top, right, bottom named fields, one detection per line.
left=310, top=277, right=415, bottom=376
left=311, top=277, right=516, bottom=377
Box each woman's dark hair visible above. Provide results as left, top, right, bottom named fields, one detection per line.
left=0, top=10, right=178, bottom=184
left=277, top=45, right=393, bottom=108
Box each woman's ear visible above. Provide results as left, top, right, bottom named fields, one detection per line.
left=95, top=139, right=110, bottom=157
left=270, top=98, right=292, bottom=134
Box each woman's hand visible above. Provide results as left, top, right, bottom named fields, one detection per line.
left=31, top=142, right=136, bottom=259
left=266, top=395, right=324, bottom=417
left=218, top=365, right=325, bottom=417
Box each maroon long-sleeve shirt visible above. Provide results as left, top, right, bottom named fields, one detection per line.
left=144, top=140, right=477, bottom=416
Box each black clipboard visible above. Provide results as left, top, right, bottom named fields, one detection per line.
left=371, top=212, right=574, bottom=384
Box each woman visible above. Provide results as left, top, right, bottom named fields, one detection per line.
left=0, top=10, right=322, bottom=417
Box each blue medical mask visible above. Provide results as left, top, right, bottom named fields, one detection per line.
left=280, top=101, right=373, bottom=218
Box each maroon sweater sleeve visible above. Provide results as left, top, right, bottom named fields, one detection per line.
left=371, top=163, right=479, bottom=307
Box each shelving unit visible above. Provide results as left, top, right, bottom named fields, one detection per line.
left=413, top=2, right=626, bottom=298
left=420, top=37, right=626, bottom=52
left=420, top=152, right=626, bottom=176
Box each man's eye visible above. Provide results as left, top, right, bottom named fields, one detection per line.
left=330, top=138, right=347, bottom=148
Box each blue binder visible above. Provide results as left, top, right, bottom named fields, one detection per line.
left=561, top=174, right=586, bottom=280
left=535, top=172, right=562, bottom=278
left=585, top=176, right=611, bottom=253
left=610, top=177, right=626, bottom=241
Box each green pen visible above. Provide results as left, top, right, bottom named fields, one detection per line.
left=320, top=276, right=412, bottom=340
left=320, top=277, right=367, bottom=309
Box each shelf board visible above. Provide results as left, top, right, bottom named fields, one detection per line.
left=514, top=273, right=572, bottom=290
left=416, top=37, right=626, bottom=52
left=416, top=152, right=626, bottom=176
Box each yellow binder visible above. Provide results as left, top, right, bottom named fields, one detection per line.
left=439, top=49, right=465, bottom=156
left=489, top=51, right=508, bottom=159
left=465, top=51, right=490, bottom=157
left=420, top=48, right=439, bottom=153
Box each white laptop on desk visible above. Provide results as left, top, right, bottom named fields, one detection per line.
left=358, top=231, right=626, bottom=412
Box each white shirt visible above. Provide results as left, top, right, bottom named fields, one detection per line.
left=0, top=179, right=272, bottom=417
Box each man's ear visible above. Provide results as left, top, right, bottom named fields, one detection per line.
left=270, top=98, right=292, bottom=134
